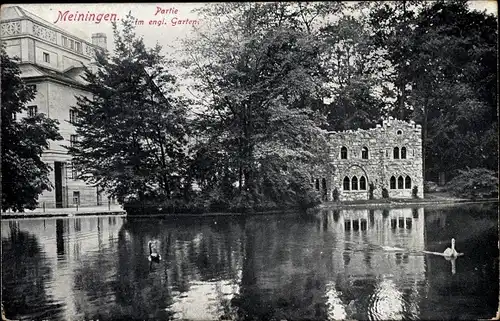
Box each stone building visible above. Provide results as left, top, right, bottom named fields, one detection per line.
left=312, top=117, right=424, bottom=201
left=1, top=6, right=110, bottom=208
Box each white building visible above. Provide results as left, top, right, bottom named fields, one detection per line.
left=1, top=6, right=110, bottom=208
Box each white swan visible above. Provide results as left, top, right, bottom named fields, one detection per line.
left=423, top=238, right=464, bottom=257
left=148, top=240, right=161, bottom=262
left=443, top=238, right=459, bottom=257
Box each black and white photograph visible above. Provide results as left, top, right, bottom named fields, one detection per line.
left=0, top=1, right=498, bottom=320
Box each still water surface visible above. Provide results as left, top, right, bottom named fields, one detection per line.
left=2, top=203, right=498, bottom=321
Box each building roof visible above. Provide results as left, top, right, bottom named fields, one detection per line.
left=1, top=5, right=94, bottom=46
left=19, top=63, right=87, bottom=87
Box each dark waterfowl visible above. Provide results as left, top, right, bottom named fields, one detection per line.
left=148, top=240, right=161, bottom=262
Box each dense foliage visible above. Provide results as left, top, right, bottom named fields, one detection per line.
left=67, top=13, right=190, bottom=204
left=445, top=168, right=498, bottom=199
left=363, top=0, right=498, bottom=181
left=179, top=3, right=340, bottom=211
left=1, top=47, right=63, bottom=212
left=66, top=1, right=498, bottom=212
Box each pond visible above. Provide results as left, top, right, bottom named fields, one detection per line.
left=1, top=203, right=498, bottom=321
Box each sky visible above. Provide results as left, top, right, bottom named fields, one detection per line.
left=2, top=3, right=205, bottom=55
left=3, top=1, right=497, bottom=56
left=1, top=1, right=497, bottom=104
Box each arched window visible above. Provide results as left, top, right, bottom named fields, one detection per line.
left=360, top=176, right=367, bottom=190
left=390, top=176, right=396, bottom=189
left=352, top=176, right=358, bottom=190
left=397, top=130, right=402, bottom=135
left=398, top=176, right=404, bottom=189
left=341, top=146, right=348, bottom=159
left=401, top=147, right=407, bottom=159
left=362, top=147, right=369, bottom=159
left=405, top=176, right=411, bottom=189
left=322, top=178, right=327, bottom=192
left=393, top=147, right=400, bottom=159
left=343, top=177, right=350, bottom=190
left=315, top=179, right=320, bottom=191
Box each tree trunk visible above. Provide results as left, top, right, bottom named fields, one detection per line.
left=422, top=96, right=428, bottom=181
left=239, top=164, right=243, bottom=192
left=399, top=82, right=406, bottom=120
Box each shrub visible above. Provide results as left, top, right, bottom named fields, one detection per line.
left=445, top=168, right=498, bottom=199
left=332, top=188, right=339, bottom=201
left=412, top=185, right=419, bottom=198
left=369, top=183, right=375, bottom=200
left=295, top=189, right=322, bottom=210
left=382, top=188, right=389, bottom=199
left=227, top=190, right=257, bottom=213
left=288, top=171, right=322, bottom=210
left=123, top=197, right=207, bottom=215
left=424, top=181, right=442, bottom=193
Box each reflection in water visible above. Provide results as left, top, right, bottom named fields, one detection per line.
left=56, top=219, right=64, bottom=257
left=2, top=222, right=64, bottom=320
left=368, top=278, right=403, bottom=320
left=1, top=203, right=498, bottom=321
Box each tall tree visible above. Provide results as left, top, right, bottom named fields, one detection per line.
left=1, top=47, right=63, bottom=212
left=407, top=0, right=498, bottom=180
left=318, top=13, right=387, bottom=131
left=68, top=13, right=190, bottom=203
left=182, top=3, right=339, bottom=209
left=364, top=0, right=426, bottom=121
left=364, top=0, right=497, bottom=181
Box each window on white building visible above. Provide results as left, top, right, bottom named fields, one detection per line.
left=73, top=191, right=80, bottom=205
left=70, top=134, right=78, bottom=148
left=43, top=52, right=50, bottom=63
left=28, top=105, right=38, bottom=117
left=75, top=41, right=82, bottom=53
left=70, top=163, right=78, bottom=180
left=69, top=109, right=78, bottom=124
left=62, top=36, right=68, bottom=47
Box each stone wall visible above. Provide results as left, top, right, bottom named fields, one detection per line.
left=312, top=118, right=424, bottom=201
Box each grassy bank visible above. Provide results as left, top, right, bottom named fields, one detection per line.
left=319, top=193, right=498, bottom=210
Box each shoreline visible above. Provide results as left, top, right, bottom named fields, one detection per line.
left=317, top=198, right=499, bottom=210
left=0, top=210, right=126, bottom=220
left=1, top=198, right=497, bottom=220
